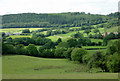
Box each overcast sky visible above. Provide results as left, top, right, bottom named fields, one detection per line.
left=0, top=0, right=119, bottom=15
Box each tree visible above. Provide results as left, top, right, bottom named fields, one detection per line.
left=40, top=49, right=54, bottom=58
left=22, top=29, right=30, bottom=33
left=57, top=42, right=69, bottom=48
left=84, top=29, right=91, bottom=35
left=87, top=51, right=104, bottom=69
left=107, top=52, right=120, bottom=72
left=15, top=44, right=27, bottom=55
left=71, top=48, right=87, bottom=62
left=43, top=41, right=55, bottom=49
left=67, top=38, right=77, bottom=47
left=106, top=40, right=120, bottom=55
left=103, top=35, right=109, bottom=46
left=2, top=32, right=5, bottom=37
left=72, top=32, right=84, bottom=38
left=108, top=32, right=116, bottom=39
left=26, top=44, right=38, bottom=56
left=56, top=38, right=62, bottom=45
left=63, top=48, right=74, bottom=60
left=2, top=43, right=15, bottom=54
left=93, top=28, right=99, bottom=33
left=54, top=47, right=67, bottom=58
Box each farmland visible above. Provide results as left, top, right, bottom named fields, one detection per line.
left=2, top=55, right=118, bottom=79
left=2, top=12, right=119, bottom=79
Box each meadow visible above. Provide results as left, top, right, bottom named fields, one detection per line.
left=0, top=28, right=43, bottom=33
left=2, top=55, right=118, bottom=79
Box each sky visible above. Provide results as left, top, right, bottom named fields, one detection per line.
left=0, top=0, right=119, bottom=15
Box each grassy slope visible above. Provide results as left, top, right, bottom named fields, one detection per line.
left=106, top=26, right=118, bottom=32
left=9, top=35, right=32, bottom=39
left=0, top=28, right=43, bottom=33
left=2, top=55, right=118, bottom=79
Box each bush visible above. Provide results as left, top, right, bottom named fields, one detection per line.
left=2, top=43, right=15, bottom=54
left=63, top=48, right=74, bottom=60
left=22, top=29, right=30, bottom=33
left=40, top=49, right=55, bottom=58
left=67, top=38, right=77, bottom=47
left=107, top=52, right=120, bottom=72
left=82, top=54, right=91, bottom=64
left=106, top=40, right=120, bottom=55
left=57, top=42, right=69, bottom=48
left=71, top=48, right=87, bottom=62
left=15, top=44, right=27, bottom=55
left=26, top=44, right=38, bottom=56
left=54, top=47, right=67, bottom=58
left=87, top=51, right=105, bottom=69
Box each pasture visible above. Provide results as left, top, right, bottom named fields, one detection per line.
left=9, top=35, right=32, bottom=39
left=2, top=55, right=118, bottom=79
left=106, top=26, right=118, bottom=32
left=0, top=28, right=43, bottom=33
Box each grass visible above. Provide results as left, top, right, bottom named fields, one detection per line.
left=87, top=49, right=106, bottom=55
left=2, top=55, right=118, bottom=79
left=0, top=28, right=43, bottom=33
left=82, top=46, right=106, bottom=49
left=9, top=35, right=32, bottom=39
left=82, top=46, right=106, bottom=54
left=46, top=36, right=60, bottom=42
left=106, top=26, right=118, bottom=32
left=91, top=39, right=103, bottom=43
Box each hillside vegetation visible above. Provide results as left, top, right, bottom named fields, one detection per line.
left=2, top=55, right=118, bottom=79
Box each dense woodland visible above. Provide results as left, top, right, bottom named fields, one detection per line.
left=2, top=12, right=120, bottom=73
left=2, top=12, right=118, bottom=28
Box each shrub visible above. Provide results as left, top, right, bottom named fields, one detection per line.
left=40, top=49, right=55, bottom=58
left=54, top=47, right=67, bottom=58
left=107, top=52, right=120, bottom=72
left=22, top=29, right=30, bottom=33
left=63, top=48, right=74, bottom=60
left=26, top=44, right=38, bottom=56
left=71, top=48, right=87, bottom=62
left=106, top=40, right=120, bottom=55
left=15, top=44, right=27, bottom=55
left=82, top=54, right=91, bottom=64
left=87, top=51, right=105, bottom=69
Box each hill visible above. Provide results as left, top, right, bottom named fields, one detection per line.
left=2, top=12, right=110, bottom=28
left=2, top=55, right=118, bottom=79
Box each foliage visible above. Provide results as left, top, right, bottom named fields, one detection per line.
left=15, top=44, right=27, bottom=55
left=106, top=39, right=120, bottom=55
left=71, top=48, right=87, bottom=62
left=26, top=44, right=38, bottom=56
left=107, top=52, right=120, bottom=72
left=2, top=12, right=110, bottom=28
left=87, top=51, right=104, bottom=69
left=67, top=38, right=77, bottom=47
left=63, top=47, right=74, bottom=60
left=54, top=47, right=67, bottom=58
left=22, top=29, right=30, bottom=33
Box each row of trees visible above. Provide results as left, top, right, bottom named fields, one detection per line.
left=2, top=39, right=120, bottom=72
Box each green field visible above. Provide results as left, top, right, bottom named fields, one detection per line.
left=106, top=26, right=118, bottom=32
left=0, top=28, right=43, bottom=33
left=2, top=55, right=118, bottom=79
left=9, top=35, right=32, bottom=39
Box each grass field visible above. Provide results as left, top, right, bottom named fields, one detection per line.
left=82, top=46, right=106, bottom=54
left=9, top=35, right=32, bottom=39
left=82, top=46, right=106, bottom=49
left=2, top=55, right=118, bottom=79
left=106, top=26, right=118, bottom=32
left=91, top=39, right=103, bottom=43
left=0, top=28, right=43, bottom=33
